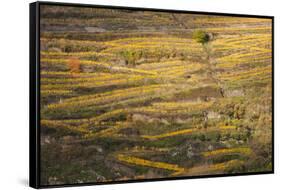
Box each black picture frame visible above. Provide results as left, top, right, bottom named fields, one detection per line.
left=30, top=1, right=274, bottom=189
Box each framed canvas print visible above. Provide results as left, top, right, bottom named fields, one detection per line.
left=29, top=1, right=274, bottom=188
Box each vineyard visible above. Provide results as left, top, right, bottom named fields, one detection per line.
left=40, top=5, right=272, bottom=185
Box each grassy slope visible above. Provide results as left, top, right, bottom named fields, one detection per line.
left=39, top=5, right=272, bottom=185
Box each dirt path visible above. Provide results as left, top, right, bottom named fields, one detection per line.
left=203, top=43, right=225, bottom=98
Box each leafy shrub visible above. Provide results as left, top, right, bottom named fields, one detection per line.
left=192, top=30, right=210, bottom=44
left=68, top=57, right=81, bottom=73
left=120, top=50, right=142, bottom=66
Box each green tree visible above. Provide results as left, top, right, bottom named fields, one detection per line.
left=192, top=30, right=210, bottom=44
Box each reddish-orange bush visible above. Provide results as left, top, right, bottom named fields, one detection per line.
left=68, top=57, right=80, bottom=73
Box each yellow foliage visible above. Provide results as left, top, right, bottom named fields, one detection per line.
left=218, top=66, right=272, bottom=81
left=41, top=120, right=88, bottom=133
left=142, top=126, right=236, bottom=140
left=142, top=129, right=195, bottom=140
left=117, top=154, right=185, bottom=173
left=202, top=147, right=253, bottom=157
left=41, top=90, right=72, bottom=96
left=45, top=84, right=170, bottom=110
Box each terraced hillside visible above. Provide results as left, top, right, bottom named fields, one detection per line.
left=40, top=5, right=273, bottom=185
